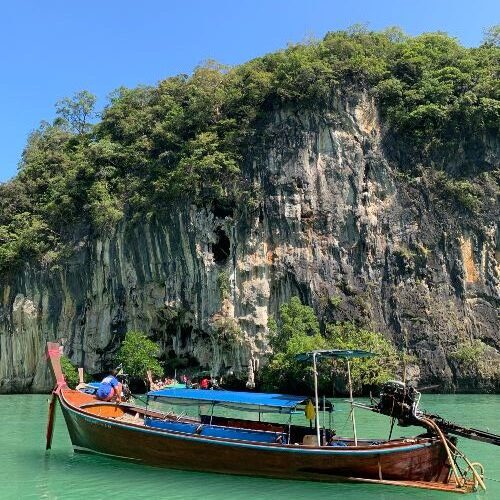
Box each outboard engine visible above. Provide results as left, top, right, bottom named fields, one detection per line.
left=377, top=380, right=421, bottom=425
left=373, top=380, right=500, bottom=446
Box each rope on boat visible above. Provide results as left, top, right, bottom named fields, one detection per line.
left=338, top=408, right=353, bottom=435
left=418, top=416, right=486, bottom=492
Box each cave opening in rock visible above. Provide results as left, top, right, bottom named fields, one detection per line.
left=213, top=228, right=230, bottom=265
left=212, top=200, right=234, bottom=219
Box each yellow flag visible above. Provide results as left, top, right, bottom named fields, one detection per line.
left=305, top=399, right=316, bottom=421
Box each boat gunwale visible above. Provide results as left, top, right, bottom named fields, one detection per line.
left=59, top=389, right=438, bottom=455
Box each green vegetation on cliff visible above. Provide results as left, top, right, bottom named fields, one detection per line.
left=0, top=27, right=498, bottom=272
left=60, top=355, right=80, bottom=389
left=117, top=330, right=163, bottom=380
left=261, top=297, right=401, bottom=394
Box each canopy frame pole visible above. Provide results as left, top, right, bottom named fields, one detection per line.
left=288, top=412, right=292, bottom=445
left=322, top=395, right=326, bottom=445
left=330, top=363, right=334, bottom=434
left=388, top=417, right=395, bottom=440
left=313, top=352, right=321, bottom=447
left=347, top=360, right=358, bottom=446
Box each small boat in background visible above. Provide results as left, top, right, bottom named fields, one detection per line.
left=45, top=343, right=489, bottom=494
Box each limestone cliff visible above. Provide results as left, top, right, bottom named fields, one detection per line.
left=1, top=94, right=499, bottom=393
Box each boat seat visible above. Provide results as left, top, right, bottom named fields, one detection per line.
left=200, top=425, right=285, bottom=443
left=145, top=417, right=287, bottom=444
left=146, top=419, right=199, bottom=434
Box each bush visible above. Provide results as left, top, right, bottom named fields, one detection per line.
left=433, top=171, right=482, bottom=211
left=451, top=339, right=485, bottom=371
left=329, top=295, right=342, bottom=308
left=261, top=297, right=326, bottom=393
left=117, top=331, right=163, bottom=380
left=211, top=316, right=243, bottom=348
left=217, top=271, right=230, bottom=300
left=60, top=355, right=80, bottom=389
left=261, top=298, right=402, bottom=394
left=325, top=322, right=401, bottom=391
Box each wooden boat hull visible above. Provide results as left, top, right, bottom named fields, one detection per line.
left=58, top=390, right=451, bottom=485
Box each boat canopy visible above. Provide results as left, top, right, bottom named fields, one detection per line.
left=295, top=349, right=376, bottom=362
left=146, top=388, right=310, bottom=413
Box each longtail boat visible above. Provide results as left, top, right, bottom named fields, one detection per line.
left=45, top=343, right=490, bottom=494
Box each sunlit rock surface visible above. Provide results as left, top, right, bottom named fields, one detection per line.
left=1, top=94, right=498, bottom=393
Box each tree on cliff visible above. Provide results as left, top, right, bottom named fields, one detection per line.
left=261, top=297, right=326, bottom=393
left=60, top=356, right=80, bottom=389
left=55, top=90, right=97, bottom=135
left=117, top=331, right=162, bottom=382
left=0, top=28, right=498, bottom=272
left=325, top=321, right=400, bottom=392
left=261, top=297, right=401, bottom=394
left=482, top=25, right=500, bottom=47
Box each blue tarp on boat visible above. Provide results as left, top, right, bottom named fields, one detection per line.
left=147, top=388, right=307, bottom=412
left=144, top=417, right=287, bottom=443
left=79, top=382, right=100, bottom=395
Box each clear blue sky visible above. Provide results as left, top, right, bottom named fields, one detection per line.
left=0, top=0, right=498, bottom=182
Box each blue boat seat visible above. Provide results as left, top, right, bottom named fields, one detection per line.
left=145, top=417, right=287, bottom=444
left=146, top=419, right=199, bottom=434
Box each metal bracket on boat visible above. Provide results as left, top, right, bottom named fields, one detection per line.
left=418, top=416, right=486, bottom=492
left=464, top=462, right=485, bottom=490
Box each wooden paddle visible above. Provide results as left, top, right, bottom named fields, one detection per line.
left=46, top=393, right=57, bottom=450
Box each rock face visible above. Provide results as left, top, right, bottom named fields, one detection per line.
left=1, top=94, right=499, bottom=393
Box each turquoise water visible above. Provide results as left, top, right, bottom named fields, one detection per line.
left=0, top=394, right=498, bottom=499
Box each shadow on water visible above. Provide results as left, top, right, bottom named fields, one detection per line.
left=0, top=394, right=497, bottom=500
